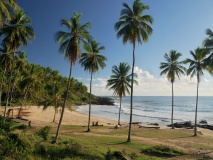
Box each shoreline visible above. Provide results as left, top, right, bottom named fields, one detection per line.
left=1, top=106, right=213, bottom=137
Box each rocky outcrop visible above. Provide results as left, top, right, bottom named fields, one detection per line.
left=91, top=97, right=114, bottom=105
left=167, top=121, right=193, bottom=128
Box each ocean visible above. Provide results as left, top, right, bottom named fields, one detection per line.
left=77, top=96, right=213, bottom=126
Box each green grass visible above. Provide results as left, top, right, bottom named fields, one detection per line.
left=2, top=119, right=213, bottom=160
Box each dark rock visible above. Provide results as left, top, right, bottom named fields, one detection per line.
left=131, top=122, right=142, bottom=125
left=91, top=97, right=114, bottom=105
left=199, top=119, right=207, bottom=124
left=168, top=121, right=193, bottom=128
left=197, top=124, right=213, bottom=130
left=148, top=123, right=159, bottom=126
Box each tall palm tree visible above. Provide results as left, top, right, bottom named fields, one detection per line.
left=0, top=0, right=19, bottom=27
left=160, top=50, right=186, bottom=129
left=0, top=9, right=35, bottom=117
left=54, top=12, right=90, bottom=143
left=0, top=42, right=13, bottom=106
left=115, top=0, right=153, bottom=142
left=79, top=39, right=107, bottom=132
left=184, top=48, right=210, bottom=136
left=106, top=62, right=138, bottom=126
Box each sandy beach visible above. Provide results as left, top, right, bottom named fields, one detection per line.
left=0, top=106, right=118, bottom=127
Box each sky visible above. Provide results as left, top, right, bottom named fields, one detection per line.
left=15, top=0, right=213, bottom=96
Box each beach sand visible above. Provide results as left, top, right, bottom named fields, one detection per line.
left=0, top=106, right=118, bottom=127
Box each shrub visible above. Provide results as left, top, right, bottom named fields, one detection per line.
left=142, top=145, right=186, bottom=157
left=13, top=124, right=28, bottom=130
left=0, top=133, right=32, bottom=159
left=0, top=116, right=13, bottom=132
left=36, top=126, right=51, bottom=141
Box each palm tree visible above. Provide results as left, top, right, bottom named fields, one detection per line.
left=0, top=0, right=19, bottom=27
left=0, top=9, right=35, bottom=117
left=79, top=39, right=107, bottom=132
left=106, top=62, right=138, bottom=126
left=184, top=47, right=210, bottom=136
left=9, top=51, right=28, bottom=106
left=115, top=0, right=153, bottom=142
left=18, top=64, right=43, bottom=118
left=41, top=80, right=64, bottom=123
left=54, top=12, right=90, bottom=143
left=160, top=50, right=186, bottom=129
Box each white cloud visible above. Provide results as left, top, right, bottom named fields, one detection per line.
left=79, top=66, right=213, bottom=96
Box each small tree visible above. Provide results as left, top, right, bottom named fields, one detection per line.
left=107, top=62, right=137, bottom=126
left=160, top=50, right=186, bottom=129
left=184, top=48, right=210, bottom=136
left=79, top=39, right=107, bottom=132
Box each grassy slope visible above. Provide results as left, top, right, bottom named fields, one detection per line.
left=8, top=123, right=212, bottom=160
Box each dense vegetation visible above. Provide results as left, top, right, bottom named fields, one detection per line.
left=0, top=50, right=89, bottom=107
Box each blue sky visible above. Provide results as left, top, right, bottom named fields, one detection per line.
left=16, top=0, right=213, bottom=96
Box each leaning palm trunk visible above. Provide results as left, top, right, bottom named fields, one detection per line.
left=87, top=72, right=93, bottom=132
left=118, top=96, right=122, bottom=125
left=194, top=78, right=199, bottom=136
left=9, top=74, right=17, bottom=108
left=55, top=64, right=72, bottom=143
left=4, top=51, right=15, bottom=117
left=127, top=44, right=135, bottom=142
left=171, top=82, right=174, bottom=129
left=53, top=102, right=57, bottom=122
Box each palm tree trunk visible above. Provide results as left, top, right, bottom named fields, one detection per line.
left=171, top=82, right=174, bottom=129
left=127, top=44, right=135, bottom=142
left=0, top=68, right=6, bottom=107
left=9, top=74, right=17, bottom=108
left=118, top=96, right=122, bottom=126
left=53, top=106, right=57, bottom=122
left=55, top=64, right=72, bottom=143
left=18, top=86, right=29, bottom=118
left=87, top=72, right=93, bottom=132
left=194, top=79, right=199, bottom=136
left=4, top=51, right=15, bottom=117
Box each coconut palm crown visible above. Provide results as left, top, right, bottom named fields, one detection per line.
left=0, top=0, right=20, bottom=27
left=115, top=0, right=153, bottom=142
left=203, top=28, right=213, bottom=73
left=160, top=50, right=186, bottom=129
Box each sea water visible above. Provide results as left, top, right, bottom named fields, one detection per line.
left=77, top=96, right=213, bottom=125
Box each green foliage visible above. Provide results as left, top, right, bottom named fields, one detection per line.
left=142, top=145, right=186, bottom=157
left=13, top=124, right=28, bottom=130
left=0, top=133, right=32, bottom=159
left=35, top=125, right=51, bottom=141
left=34, top=140, right=103, bottom=160
left=0, top=116, right=13, bottom=133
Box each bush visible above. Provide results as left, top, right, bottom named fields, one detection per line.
left=0, top=133, right=32, bottom=159
left=13, top=124, right=28, bottom=130
left=36, top=126, right=51, bottom=141
left=0, top=116, right=13, bottom=133
left=142, top=145, right=186, bottom=157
